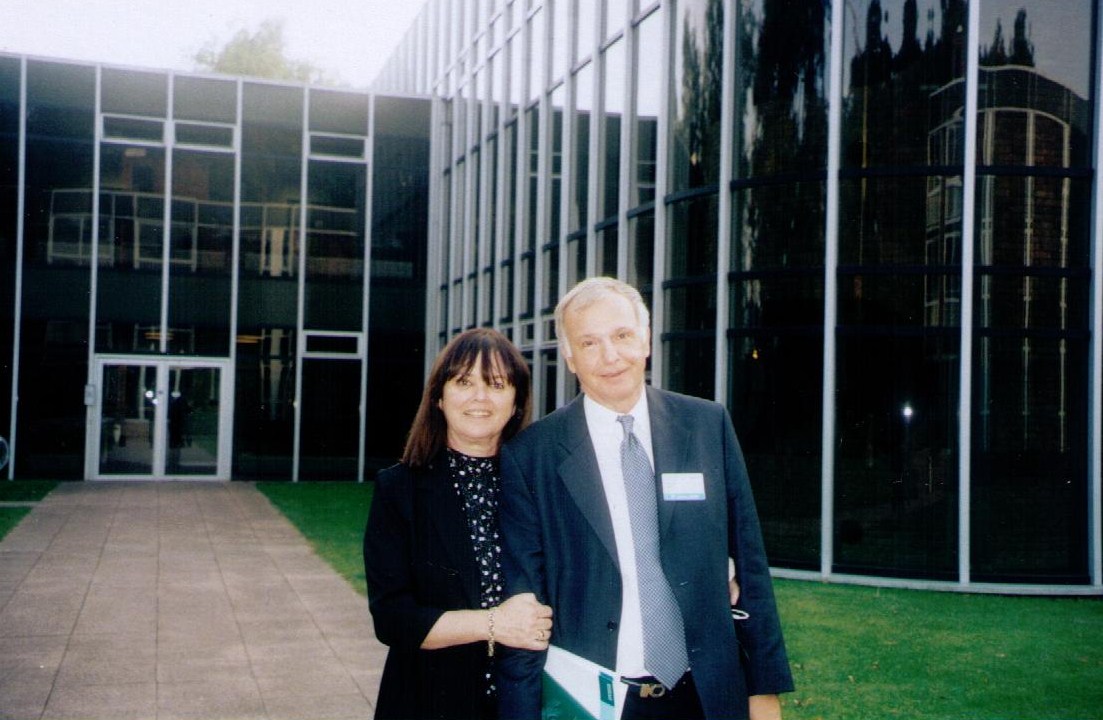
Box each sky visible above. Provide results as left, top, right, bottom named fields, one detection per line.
left=0, top=0, right=427, bottom=89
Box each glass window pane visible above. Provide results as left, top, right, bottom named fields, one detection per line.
left=18, top=61, right=95, bottom=478
left=978, top=2, right=1092, bottom=168
left=95, top=144, right=167, bottom=353
left=489, top=54, right=503, bottom=132
left=299, top=359, right=361, bottom=480
left=104, top=116, right=164, bottom=143
left=971, top=165, right=1091, bottom=582
left=972, top=335, right=1089, bottom=582
left=735, top=0, right=828, bottom=179
left=834, top=333, right=960, bottom=577
left=605, top=0, right=628, bottom=39
left=570, top=62, right=592, bottom=231
left=542, top=242, right=559, bottom=312
left=166, top=367, right=221, bottom=476
left=663, top=332, right=715, bottom=399
left=601, top=38, right=624, bottom=220
left=670, top=0, right=723, bottom=191
left=98, top=365, right=157, bottom=475
left=731, top=332, right=823, bottom=568
left=597, top=224, right=618, bottom=277
left=175, top=123, right=234, bottom=148
left=503, top=122, right=519, bottom=261
left=549, top=85, right=565, bottom=247
left=102, top=68, right=167, bottom=118
left=509, top=34, right=523, bottom=117
left=0, top=57, right=17, bottom=443
left=305, top=160, right=367, bottom=331
left=311, top=135, right=365, bottom=158
left=628, top=211, right=653, bottom=299
left=632, top=10, right=661, bottom=207
left=173, top=76, right=237, bottom=123
left=667, top=193, right=717, bottom=279
left=308, top=90, right=368, bottom=135
left=835, top=163, right=961, bottom=577
left=524, top=107, right=539, bottom=254
left=576, top=0, right=596, bottom=61
left=241, top=83, right=302, bottom=276
left=551, top=0, right=569, bottom=81
left=529, top=8, right=546, bottom=101
left=169, top=149, right=235, bottom=356
left=234, top=328, right=296, bottom=479
left=843, top=1, right=966, bottom=170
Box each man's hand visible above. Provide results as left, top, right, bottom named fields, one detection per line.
left=749, top=694, right=781, bottom=720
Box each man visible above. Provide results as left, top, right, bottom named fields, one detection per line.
left=497, top=277, right=793, bottom=720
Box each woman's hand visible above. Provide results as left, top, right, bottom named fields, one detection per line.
left=492, top=592, right=553, bottom=651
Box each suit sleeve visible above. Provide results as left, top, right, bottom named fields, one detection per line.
left=721, top=407, right=795, bottom=695
left=362, top=468, right=445, bottom=650
left=495, top=443, right=547, bottom=720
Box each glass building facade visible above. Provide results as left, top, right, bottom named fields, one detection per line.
left=374, top=0, right=1103, bottom=594
left=0, top=55, right=431, bottom=482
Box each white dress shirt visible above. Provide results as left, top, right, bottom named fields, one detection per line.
left=582, top=392, right=654, bottom=679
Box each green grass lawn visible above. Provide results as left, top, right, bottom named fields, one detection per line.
left=256, top=481, right=374, bottom=594
left=0, top=481, right=59, bottom=542
left=259, top=481, right=1103, bottom=720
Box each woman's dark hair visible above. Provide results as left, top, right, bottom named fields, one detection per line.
left=401, top=328, right=531, bottom=468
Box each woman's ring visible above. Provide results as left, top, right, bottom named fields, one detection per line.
left=536, top=629, right=545, bottom=641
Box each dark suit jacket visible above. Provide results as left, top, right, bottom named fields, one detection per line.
left=363, top=456, right=495, bottom=720
left=496, top=387, right=793, bottom=720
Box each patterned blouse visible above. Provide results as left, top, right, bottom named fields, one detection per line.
left=447, top=448, right=504, bottom=697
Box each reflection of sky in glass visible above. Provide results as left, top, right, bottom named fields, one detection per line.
left=636, top=12, right=663, bottom=119
left=980, top=0, right=1091, bottom=98
left=606, top=0, right=630, bottom=39
left=843, top=0, right=944, bottom=87
left=672, top=0, right=713, bottom=106
left=604, top=38, right=626, bottom=115
left=577, top=0, right=596, bottom=60
left=529, top=9, right=545, bottom=102
left=575, top=61, right=593, bottom=113
left=844, top=0, right=1091, bottom=99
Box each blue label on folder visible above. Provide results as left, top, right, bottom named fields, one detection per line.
left=599, top=673, right=615, bottom=720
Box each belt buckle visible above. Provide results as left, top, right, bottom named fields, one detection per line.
left=621, top=677, right=668, bottom=699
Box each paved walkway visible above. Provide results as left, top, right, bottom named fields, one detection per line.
left=0, top=481, right=386, bottom=719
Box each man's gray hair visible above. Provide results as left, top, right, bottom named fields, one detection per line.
left=554, top=277, right=651, bottom=358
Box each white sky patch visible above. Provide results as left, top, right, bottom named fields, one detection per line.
left=0, top=0, right=426, bottom=89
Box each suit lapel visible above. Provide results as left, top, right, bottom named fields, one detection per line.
left=557, top=398, right=620, bottom=569
left=647, top=386, right=692, bottom=536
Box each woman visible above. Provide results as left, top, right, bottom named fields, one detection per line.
left=363, top=328, right=553, bottom=720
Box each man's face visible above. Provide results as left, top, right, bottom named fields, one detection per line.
left=562, top=292, right=650, bottom=413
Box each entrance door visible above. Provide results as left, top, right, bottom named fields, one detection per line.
left=92, top=358, right=231, bottom=479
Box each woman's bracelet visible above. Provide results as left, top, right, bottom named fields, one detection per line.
left=487, top=607, right=496, bottom=657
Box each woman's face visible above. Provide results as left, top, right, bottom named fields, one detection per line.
left=439, top=353, right=517, bottom=456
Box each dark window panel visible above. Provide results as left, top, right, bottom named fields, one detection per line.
left=309, top=89, right=368, bottom=135
left=833, top=333, right=960, bottom=579
left=173, top=76, right=237, bottom=124
left=101, top=68, right=168, bottom=117
left=670, top=0, right=723, bottom=191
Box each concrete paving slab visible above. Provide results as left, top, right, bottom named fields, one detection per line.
left=0, top=481, right=383, bottom=719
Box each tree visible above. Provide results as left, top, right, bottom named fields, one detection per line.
left=193, top=19, right=337, bottom=85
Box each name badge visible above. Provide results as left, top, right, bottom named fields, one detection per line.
left=661, top=473, right=706, bottom=501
